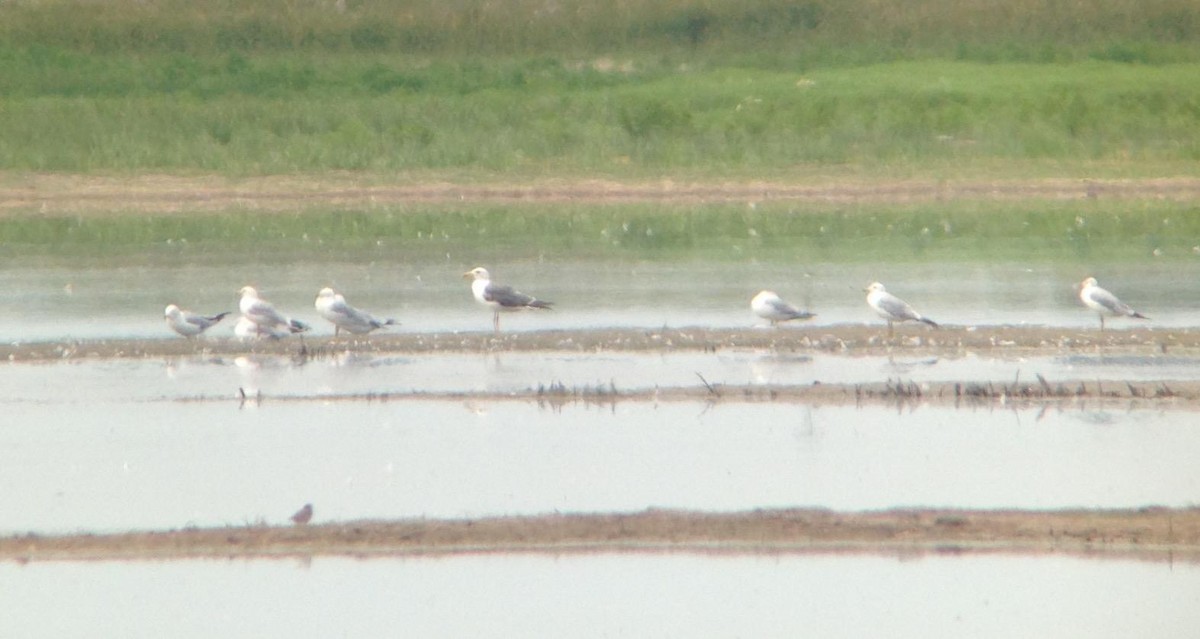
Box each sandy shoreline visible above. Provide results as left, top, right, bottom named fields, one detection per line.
left=6, top=324, right=1198, bottom=361
left=5, top=508, right=1199, bottom=563
left=2, top=175, right=1198, bottom=216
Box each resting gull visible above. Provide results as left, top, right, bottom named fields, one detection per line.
left=233, top=316, right=297, bottom=341
left=864, top=281, right=938, bottom=337
left=751, top=290, right=815, bottom=326
left=164, top=304, right=230, bottom=338
left=237, top=286, right=310, bottom=337
left=315, top=287, right=397, bottom=335
left=463, top=267, right=553, bottom=332
left=1078, top=276, right=1148, bottom=331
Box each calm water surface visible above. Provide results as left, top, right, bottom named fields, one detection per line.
left=3, top=553, right=1198, bottom=638
left=3, top=348, right=1199, bottom=406
left=1, top=259, right=1196, bottom=341
left=1, top=400, right=1196, bottom=534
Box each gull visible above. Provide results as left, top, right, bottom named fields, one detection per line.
left=315, top=287, right=397, bottom=336
left=463, top=267, right=553, bottom=332
left=290, top=503, right=313, bottom=526
left=233, top=316, right=298, bottom=340
left=164, top=304, right=230, bottom=338
left=1078, top=276, right=1148, bottom=331
left=751, top=290, right=815, bottom=326
left=237, top=286, right=310, bottom=336
left=864, top=281, right=938, bottom=337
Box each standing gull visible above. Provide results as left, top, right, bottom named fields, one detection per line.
left=463, top=267, right=553, bottom=332
left=237, top=286, right=310, bottom=336
left=1078, top=276, right=1148, bottom=331
left=751, top=290, right=815, bottom=326
left=864, top=282, right=938, bottom=337
left=315, top=287, right=397, bottom=335
left=164, top=304, right=230, bottom=338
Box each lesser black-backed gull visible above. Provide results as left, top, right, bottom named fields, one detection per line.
left=463, top=267, right=553, bottom=332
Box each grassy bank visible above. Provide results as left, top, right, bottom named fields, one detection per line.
left=1, top=58, right=1198, bottom=175
left=3, top=0, right=1197, bottom=63
left=0, top=0, right=1197, bottom=176
left=1, top=200, right=1194, bottom=265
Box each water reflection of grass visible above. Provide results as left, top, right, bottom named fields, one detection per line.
left=2, top=200, right=1194, bottom=265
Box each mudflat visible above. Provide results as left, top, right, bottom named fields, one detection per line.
left=5, top=508, right=1199, bottom=563
left=6, top=324, right=1196, bottom=361
left=1, top=174, right=1198, bottom=216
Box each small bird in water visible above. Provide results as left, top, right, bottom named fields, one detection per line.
left=751, top=290, right=815, bottom=326
left=463, top=267, right=553, bottom=332
left=1078, top=276, right=1148, bottom=331
left=315, top=287, right=397, bottom=336
left=163, top=304, right=230, bottom=338
left=864, top=281, right=938, bottom=337
left=237, top=286, right=310, bottom=336
left=290, top=503, right=313, bottom=526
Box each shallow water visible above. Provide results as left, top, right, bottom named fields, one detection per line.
left=3, top=553, right=1198, bottom=638
left=2, top=250, right=1198, bottom=539
left=1, top=399, right=1197, bottom=534
left=1, top=258, right=1196, bottom=342
left=2, top=348, right=1198, bottom=406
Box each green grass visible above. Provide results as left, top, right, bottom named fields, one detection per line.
left=1, top=200, right=1194, bottom=266
left=3, top=0, right=1198, bottom=62
left=0, top=57, right=1198, bottom=175
left=0, top=0, right=1197, bottom=176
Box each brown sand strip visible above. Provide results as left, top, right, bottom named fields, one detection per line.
left=4, top=508, right=1199, bottom=563
left=1, top=176, right=1199, bottom=216
left=4, top=325, right=1198, bottom=362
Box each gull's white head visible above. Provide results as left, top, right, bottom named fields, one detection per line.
left=864, top=282, right=886, bottom=294
left=164, top=304, right=181, bottom=319
left=463, top=267, right=491, bottom=281
left=1080, top=276, right=1098, bottom=289
left=238, top=286, right=260, bottom=300
left=316, top=287, right=337, bottom=300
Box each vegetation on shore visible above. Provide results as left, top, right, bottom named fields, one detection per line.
left=1, top=199, right=1195, bottom=264
left=4, top=0, right=1197, bottom=62
left=0, top=0, right=1197, bottom=176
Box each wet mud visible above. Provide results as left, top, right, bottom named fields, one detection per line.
left=5, top=507, right=1199, bottom=563
left=6, top=324, right=1198, bottom=362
